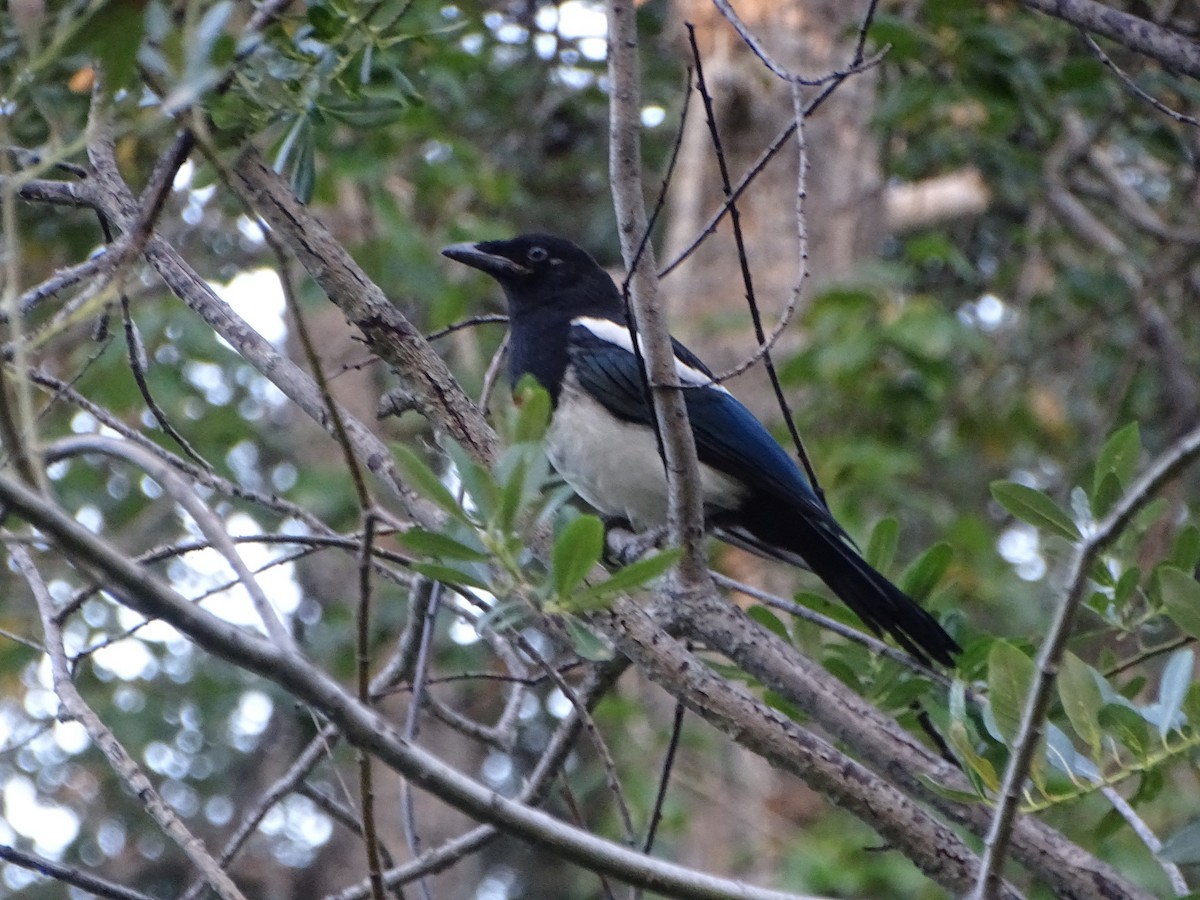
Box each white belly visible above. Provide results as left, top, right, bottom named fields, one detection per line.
left=545, top=376, right=745, bottom=528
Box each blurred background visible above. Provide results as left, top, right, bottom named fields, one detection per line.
left=3, top=0, right=1200, bottom=897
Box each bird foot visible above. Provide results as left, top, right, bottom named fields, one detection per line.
left=603, top=521, right=669, bottom=566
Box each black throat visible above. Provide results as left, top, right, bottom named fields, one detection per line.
left=507, top=305, right=575, bottom=405
left=500, top=260, right=626, bottom=405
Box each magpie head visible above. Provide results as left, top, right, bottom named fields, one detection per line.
left=441, top=233, right=620, bottom=317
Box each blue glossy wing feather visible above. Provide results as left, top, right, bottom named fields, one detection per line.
left=565, top=324, right=824, bottom=512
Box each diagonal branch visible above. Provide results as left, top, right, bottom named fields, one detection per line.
left=599, top=594, right=1022, bottom=899
left=0, top=842, right=158, bottom=900
left=1016, top=0, right=1200, bottom=79
left=682, top=589, right=1151, bottom=900
left=973, top=420, right=1200, bottom=899
left=229, top=146, right=496, bottom=465
left=0, top=472, right=817, bottom=900
left=15, top=545, right=249, bottom=900
left=45, top=434, right=297, bottom=650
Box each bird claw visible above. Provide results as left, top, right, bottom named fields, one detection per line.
left=603, top=521, right=669, bottom=566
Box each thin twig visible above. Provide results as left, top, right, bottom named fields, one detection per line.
left=1100, top=785, right=1189, bottom=895
left=120, top=292, right=214, bottom=470
left=400, top=579, right=442, bottom=900
left=9, top=253, right=111, bottom=320
left=620, top=65, right=694, bottom=297
left=684, top=24, right=823, bottom=501
left=424, top=313, right=509, bottom=341
left=660, top=0, right=884, bottom=279
left=357, top=513, right=388, bottom=900
left=180, top=589, right=439, bottom=900
left=16, top=545, right=248, bottom=900
left=710, top=0, right=886, bottom=86
left=561, top=782, right=619, bottom=900
left=179, top=723, right=342, bottom=900
left=479, top=330, right=510, bottom=417
left=0, top=842, right=158, bottom=900
left=1079, top=31, right=1200, bottom=127
left=45, top=434, right=296, bottom=648
left=708, top=571, right=953, bottom=689
left=642, top=697, right=686, bottom=855
left=1017, top=0, right=1200, bottom=80
left=297, top=783, right=404, bottom=899
left=325, top=662, right=631, bottom=900
left=973, top=421, right=1200, bottom=898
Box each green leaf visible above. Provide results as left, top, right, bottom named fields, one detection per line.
left=1113, top=565, right=1141, bottom=607
left=399, top=528, right=487, bottom=562
left=574, top=548, right=682, bottom=607
left=476, top=599, right=533, bottom=634
left=552, top=515, right=605, bottom=597
left=1172, top=524, right=1200, bottom=572
left=1093, top=422, right=1140, bottom=496
left=1044, top=721, right=1101, bottom=784
left=65, top=0, right=147, bottom=92
left=407, top=562, right=489, bottom=591
left=899, top=542, right=953, bottom=601
left=1092, top=808, right=1126, bottom=842
left=1161, top=820, right=1200, bottom=865
left=1098, top=704, right=1149, bottom=759
left=272, top=115, right=316, bottom=204
left=289, top=129, right=316, bottom=204
left=947, top=720, right=1001, bottom=793
left=866, top=516, right=899, bottom=572
left=1132, top=765, right=1165, bottom=805
left=562, top=616, right=615, bottom=661
left=1058, top=652, right=1103, bottom=756
left=511, top=376, right=552, bottom=443
left=988, top=640, right=1035, bottom=745
left=915, top=773, right=986, bottom=804
left=1159, top=566, right=1200, bottom=641
left=307, top=3, right=341, bottom=39
left=323, top=92, right=410, bottom=128
left=990, top=481, right=1080, bottom=540
left=192, top=0, right=234, bottom=60
left=392, top=445, right=469, bottom=524
left=1155, top=648, right=1193, bottom=739
left=1088, top=558, right=1116, bottom=588
left=495, top=449, right=530, bottom=533
left=748, top=605, right=790, bottom=641
left=1092, top=472, right=1122, bottom=519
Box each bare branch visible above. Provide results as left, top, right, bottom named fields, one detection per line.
left=674, top=589, right=1150, bottom=900
left=1080, top=30, right=1200, bottom=127
left=710, top=0, right=886, bottom=85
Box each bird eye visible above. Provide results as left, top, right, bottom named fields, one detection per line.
left=526, top=246, right=549, bottom=263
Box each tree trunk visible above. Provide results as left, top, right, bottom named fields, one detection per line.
left=663, top=0, right=884, bottom=378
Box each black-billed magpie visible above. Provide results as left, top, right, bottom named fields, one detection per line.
left=442, top=233, right=960, bottom=666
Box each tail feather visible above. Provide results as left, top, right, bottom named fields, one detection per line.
left=745, top=509, right=960, bottom=667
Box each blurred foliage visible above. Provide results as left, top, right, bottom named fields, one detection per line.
left=3, top=0, right=1200, bottom=898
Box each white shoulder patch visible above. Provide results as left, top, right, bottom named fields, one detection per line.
left=572, top=316, right=729, bottom=393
